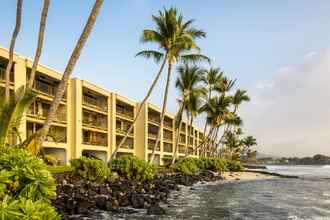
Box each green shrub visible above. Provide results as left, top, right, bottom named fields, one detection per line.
left=70, top=156, right=110, bottom=182
left=200, top=157, right=228, bottom=172
left=0, top=148, right=56, bottom=202
left=43, top=154, right=59, bottom=166
left=227, top=160, right=244, bottom=172
left=0, top=195, right=60, bottom=220
left=110, top=156, right=155, bottom=182
left=173, top=158, right=200, bottom=175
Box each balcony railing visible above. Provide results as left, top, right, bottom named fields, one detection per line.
left=148, top=115, right=160, bottom=124
left=164, top=143, right=173, bottom=152
left=116, top=136, right=134, bottom=149
left=163, top=132, right=172, bottom=141
left=179, top=135, right=186, bottom=144
left=164, top=120, right=173, bottom=129
left=148, top=140, right=160, bottom=151
left=116, top=128, right=134, bottom=136
left=0, top=67, right=14, bottom=83
left=33, top=80, right=56, bottom=96
left=179, top=146, right=185, bottom=154
left=27, top=105, right=67, bottom=123
left=83, top=118, right=107, bottom=130
left=82, top=95, right=108, bottom=112
left=148, top=132, right=158, bottom=139
left=116, top=106, right=134, bottom=119
left=188, top=147, right=194, bottom=155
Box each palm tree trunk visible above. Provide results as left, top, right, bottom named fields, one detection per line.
left=27, top=0, right=50, bottom=89
left=185, top=116, right=193, bottom=157
left=171, top=102, right=184, bottom=165
left=149, top=62, right=172, bottom=164
left=110, top=54, right=167, bottom=160
left=5, top=0, right=23, bottom=103
left=40, top=0, right=103, bottom=144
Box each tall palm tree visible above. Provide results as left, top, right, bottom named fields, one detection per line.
left=199, top=67, right=224, bottom=147
left=232, top=89, right=250, bottom=113
left=0, top=87, right=36, bottom=147
left=27, top=0, right=51, bottom=89
left=135, top=7, right=210, bottom=164
left=242, top=135, right=257, bottom=154
left=39, top=0, right=104, bottom=146
left=5, top=0, right=23, bottom=103
left=112, top=7, right=209, bottom=160
left=198, top=95, right=232, bottom=156
left=170, top=64, right=204, bottom=164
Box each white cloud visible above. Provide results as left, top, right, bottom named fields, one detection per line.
left=241, top=49, right=330, bottom=157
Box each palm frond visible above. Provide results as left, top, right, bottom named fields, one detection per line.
left=135, top=50, right=165, bottom=63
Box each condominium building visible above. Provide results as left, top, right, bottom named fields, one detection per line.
left=0, top=47, right=206, bottom=165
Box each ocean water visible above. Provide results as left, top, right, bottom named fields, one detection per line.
left=101, top=166, right=330, bottom=220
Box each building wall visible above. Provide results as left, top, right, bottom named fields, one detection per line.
left=0, top=47, right=207, bottom=165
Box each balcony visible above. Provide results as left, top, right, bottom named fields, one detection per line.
left=163, top=130, right=173, bottom=142
left=148, top=139, right=160, bottom=151
left=116, top=136, right=134, bottom=149
left=179, top=145, right=185, bottom=154
left=148, top=124, right=159, bottom=139
left=189, top=137, right=194, bottom=145
left=179, top=134, right=186, bottom=144
left=181, top=124, right=186, bottom=133
left=164, top=143, right=173, bottom=153
left=27, top=122, right=67, bottom=143
left=164, top=117, right=173, bottom=129
left=82, top=130, right=107, bottom=146
left=82, top=89, right=108, bottom=112
left=33, top=80, right=56, bottom=96
left=188, top=147, right=194, bottom=155
left=82, top=110, right=108, bottom=130
left=116, top=102, right=134, bottom=119
left=0, top=66, right=14, bottom=83
left=148, top=110, right=160, bottom=124
left=27, top=100, right=67, bottom=123
left=116, top=119, right=134, bottom=136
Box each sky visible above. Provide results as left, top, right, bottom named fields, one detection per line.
left=1, top=1, right=330, bottom=157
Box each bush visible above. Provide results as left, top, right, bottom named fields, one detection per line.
left=43, top=154, right=59, bottom=166
left=0, top=148, right=56, bottom=202
left=70, top=156, right=110, bottom=182
left=0, top=195, right=60, bottom=220
left=227, top=160, right=244, bottom=172
left=110, top=156, right=155, bottom=182
left=173, top=158, right=200, bottom=175
left=0, top=148, right=59, bottom=219
left=199, top=157, right=228, bottom=173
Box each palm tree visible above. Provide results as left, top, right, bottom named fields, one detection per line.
left=0, top=87, right=36, bottom=147
left=5, top=0, right=23, bottom=103
left=199, top=67, right=224, bottom=147
left=27, top=0, right=51, bottom=89
left=112, top=7, right=209, bottom=160
left=134, top=7, right=209, bottom=164
left=242, top=135, right=257, bottom=154
left=198, top=95, right=232, bottom=156
left=39, top=0, right=104, bottom=146
left=170, top=64, right=204, bottom=164
left=232, top=89, right=250, bottom=113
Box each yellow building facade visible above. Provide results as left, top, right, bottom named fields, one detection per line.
left=0, top=47, right=205, bottom=165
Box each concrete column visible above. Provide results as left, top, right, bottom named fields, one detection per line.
left=15, top=58, right=27, bottom=141
left=70, top=78, right=82, bottom=159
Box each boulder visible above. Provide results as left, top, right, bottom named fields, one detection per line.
left=147, top=204, right=166, bottom=215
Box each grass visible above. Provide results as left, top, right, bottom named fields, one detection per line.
left=47, top=165, right=73, bottom=174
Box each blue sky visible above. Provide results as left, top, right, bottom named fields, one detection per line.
left=1, top=1, right=330, bottom=156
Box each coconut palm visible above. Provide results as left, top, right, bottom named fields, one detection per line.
left=232, top=89, right=250, bottom=113
left=198, top=95, right=232, bottom=156
left=112, top=7, right=209, bottom=160
left=170, top=64, right=205, bottom=164
left=27, top=0, right=51, bottom=89
left=242, top=135, right=257, bottom=154
left=5, top=0, right=23, bottom=103
left=134, top=7, right=209, bottom=164
left=215, top=76, right=236, bottom=95
left=39, top=0, right=104, bottom=147
left=0, top=87, right=36, bottom=147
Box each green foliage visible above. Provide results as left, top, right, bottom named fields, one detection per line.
left=0, top=148, right=56, bottom=202
left=199, top=157, right=229, bottom=172
left=70, top=156, right=110, bottom=182
left=174, top=157, right=229, bottom=174
left=43, top=154, right=59, bottom=166
left=173, top=158, right=200, bottom=175
left=47, top=165, right=73, bottom=174
left=227, top=160, right=244, bottom=172
left=0, top=87, right=37, bottom=147
left=110, top=156, right=156, bottom=182
left=0, top=195, right=60, bottom=220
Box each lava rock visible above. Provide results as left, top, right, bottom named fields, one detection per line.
left=147, top=204, right=166, bottom=215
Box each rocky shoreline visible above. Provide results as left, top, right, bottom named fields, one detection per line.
left=53, top=170, right=224, bottom=219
